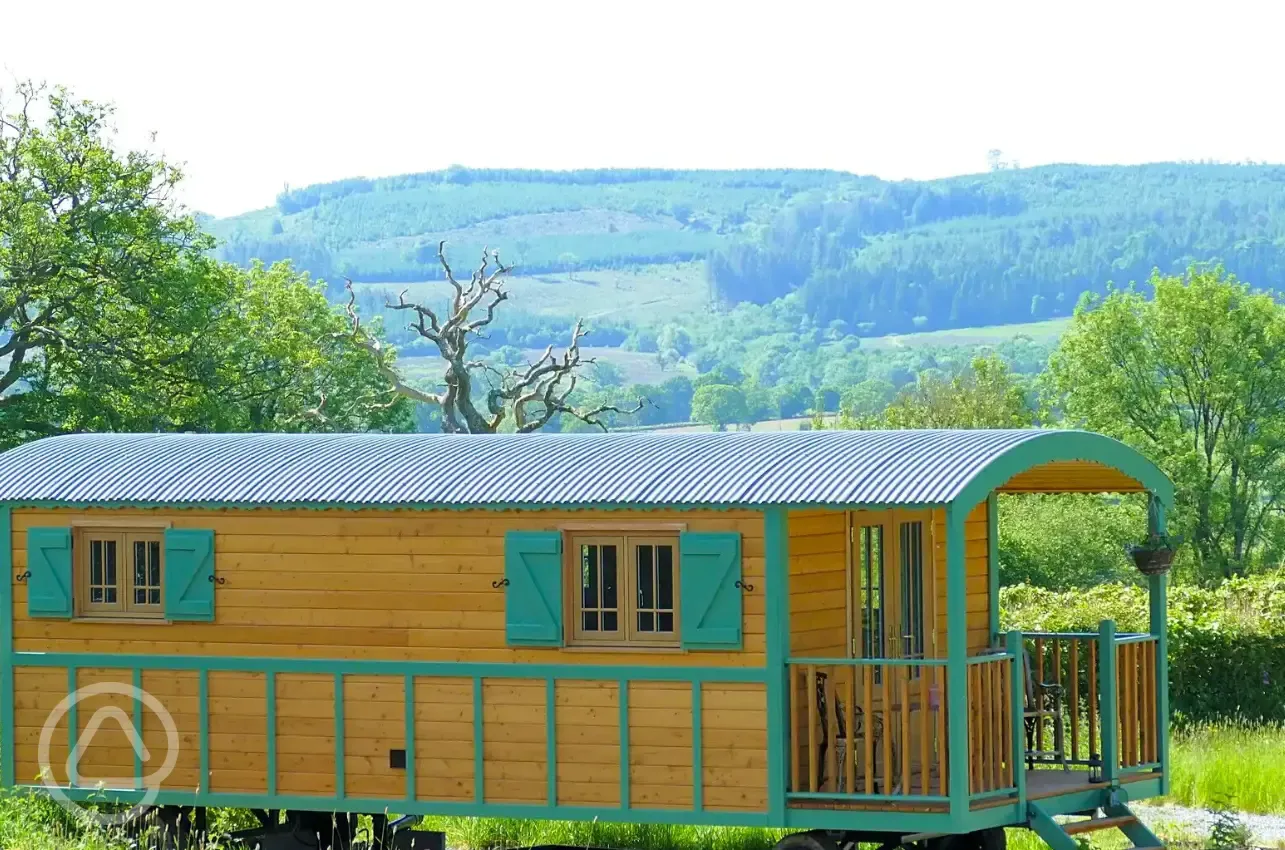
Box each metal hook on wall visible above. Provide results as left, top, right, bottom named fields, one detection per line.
left=735, top=580, right=754, bottom=592
left=492, top=578, right=510, bottom=589
left=15, top=571, right=30, bottom=583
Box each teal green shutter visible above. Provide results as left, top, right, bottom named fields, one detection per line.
left=504, top=531, right=563, bottom=646
left=680, top=532, right=743, bottom=649
left=27, top=527, right=73, bottom=618
left=164, top=529, right=215, bottom=622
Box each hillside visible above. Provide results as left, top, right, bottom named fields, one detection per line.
left=206, top=163, right=1285, bottom=339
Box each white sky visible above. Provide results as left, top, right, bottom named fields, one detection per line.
left=4, top=0, right=1282, bottom=217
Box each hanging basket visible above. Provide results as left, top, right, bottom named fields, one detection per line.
left=1127, top=545, right=1175, bottom=576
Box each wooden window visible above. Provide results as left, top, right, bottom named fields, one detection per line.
left=76, top=529, right=165, bottom=619
left=569, top=533, right=679, bottom=647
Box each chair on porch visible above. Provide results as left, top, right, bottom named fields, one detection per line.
left=979, top=643, right=1069, bottom=770
left=1019, top=646, right=1069, bottom=770
left=813, top=670, right=889, bottom=793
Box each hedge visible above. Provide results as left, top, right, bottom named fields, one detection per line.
left=1001, top=576, right=1285, bottom=724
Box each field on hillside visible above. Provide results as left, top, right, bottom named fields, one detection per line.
left=859, top=317, right=1071, bottom=351
left=354, top=262, right=709, bottom=326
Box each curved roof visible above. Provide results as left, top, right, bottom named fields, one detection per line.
left=0, top=430, right=1172, bottom=511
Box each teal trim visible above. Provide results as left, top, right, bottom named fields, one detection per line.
left=1115, top=633, right=1156, bottom=645
left=944, top=505, right=968, bottom=820
left=788, top=792, right=949, bottom=803
left=472, top=676, right=484, bottom=803
left=678, top=531, right=744, bottom=649
left=132, top=669, right=143, bottom=787
left=4, top=498, right=945, bottom=514
left=198, top=670, right=210, bottom=793
left=691, top=681, right=703, bottom=813
left=265, top=672, right=277, bottom=796
left=987, top=493, right=999, bottom=642
left=67, top=667, right=78, bottom=785
left=14, top=784, right=772, bottom=827
left=790, top=656, right=947, bottom=668
left=783, top=808, right=954, bottom=832
left=0, top=505, right=13, bottom=788
left=545, top=677, right=556, bottom=807
left=1099, top=619, right=1119, bottom=782
left=1027, top=801, right=1080, bottom=850
left=1148, top=491, right=1171, bottom=794
left=404, top=674, right=416, bottom=802
left=503, top=531, right=563, bottom=646
left=11, top=652, right=765, bottom=682
left=966, top=786, right=1016, bottom=802
left=619, top=679, right=630, bottom=809
left=334, top=673, right=346, bottom=797
left=1106, top=802, right=1164, bottom=849
left=1006, top=631, right=1026, bottom=810
left=950, top=430, right=1175, bottom=518
left=26, top=526, right=72, bottom=618
left=1120, top=762, right=1162, bottom=773
left=763, top=507, right=789, bottom=825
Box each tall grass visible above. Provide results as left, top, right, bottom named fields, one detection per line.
left=1169, top=723, right=1285, bottom=814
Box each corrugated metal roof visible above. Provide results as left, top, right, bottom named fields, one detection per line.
left=0, top=430, right=1139, bottom=509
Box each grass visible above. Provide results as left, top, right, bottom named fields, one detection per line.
left=1168, top=722, right=1285, bottom=815
left=859, top=318, right=1072, bottom=352
left=2, top=723, right=1276, bottom=850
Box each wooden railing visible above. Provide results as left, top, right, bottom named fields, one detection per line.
left=966, top=653, right=1014, bottom=795
left=1019, top=624, right=1162, bottom=778
left=1117, top=634, right=1160, bottom=770
left=787, top=658, right=948, bottom=801
left=1021, top=632, right=1103, bottom=768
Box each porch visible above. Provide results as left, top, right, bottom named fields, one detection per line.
left=785, top=621, right=1165, bottom=813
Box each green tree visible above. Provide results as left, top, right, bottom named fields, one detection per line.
left=835, top=355, right=1032, bottom=430
left=0, top=82, right=411, bottom=445
left=691, top=384, right=747, bottom=430
left=1046, top=266, right=1285, bottom=580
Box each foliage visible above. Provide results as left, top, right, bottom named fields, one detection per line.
left=0, top=81, right=413, bottom=447
left=998, top=494, right=1147, bottom=588
left=1205, top=797, right=1255, bottom=850
left=0, top=81, right=206, bottom=442
left=1046, top=266, right=1285, bottom=581
left=822, top=354, right=1034, bottom=430
left=1002, top=575, right=1285, bottom=722
left=1170, top=727, right=1285, bottom=816
left=692, top=384, right=748, bottom=430
left=709, top=164, right=1285, bottom=336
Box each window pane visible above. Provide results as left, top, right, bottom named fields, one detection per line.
left=104, top=541, right=117, bottom=590
left=149, top=589, right=160, bottom=605
left=658, top=612, right=674, bottom=633
left=581, top=545, right=598, bottom=609
left=657, top=546, right=674, bottom=609
left=637, top=611, right=655, bottom=633
left=90, top=541, right=103, bottom=586
left=603, top=611, right=617, bottom=632
left=582, top=611, right=599, bottom=631
left=637, top=545, right=654, bottom=610
left=601, top=545, right=618, bottom=609
left=134, top=541, right=147, bottom=588
left=91, top=588, right=103, bottom=603
left=149, top=541, right=161, bottom=587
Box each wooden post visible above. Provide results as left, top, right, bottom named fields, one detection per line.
left=764, top=507, right=789, bottom=822
left=945, top=505, right=969, bottom=821
left=1006, top=630, right=1025, bottom=809
left=1098, top=619, right=1119, bottom=783
left=1149, top=490, right=1170, bottom=792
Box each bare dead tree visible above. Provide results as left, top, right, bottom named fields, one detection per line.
left=347, top=242, right=643, bottom=433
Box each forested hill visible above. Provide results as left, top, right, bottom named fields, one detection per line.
left=205, top=163, right=1285, bottom=335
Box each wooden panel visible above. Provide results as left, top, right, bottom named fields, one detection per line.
left=701, top=683, right=767, bottom=811
left=11, top=508, right=765, bottom=667
left=555, top=680, right=620, bottom=806
left=344, top=675, right=405, bottom=799
left=413, top=676, right=474, bottom=802
left=207, top=671, right=266, bottom=793
left=789, top=509, right=847, bottom=657
left=1000, top=461, right=1145, bottom=494
left=13, top=667, right=69, bottom=785
left=275, top=674, right=334, bottom=797
left=934, top=506, right=992, bottom=656
left=628, top=682, right=692, bottom=809
left=69, top=668, right=134, bottom=785
left=483, top=678, right=546, bottom=804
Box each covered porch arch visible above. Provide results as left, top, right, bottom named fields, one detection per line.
left=778, top=429, right=1173, bottom=825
